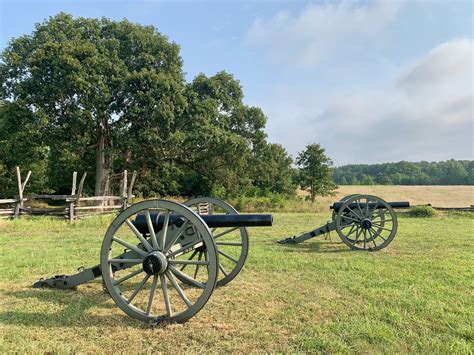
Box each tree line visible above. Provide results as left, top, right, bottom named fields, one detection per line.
left=333, top=160, right=474, bottom=185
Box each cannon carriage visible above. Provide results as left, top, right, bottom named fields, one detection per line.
left=278, top=194, right=410, bottom=250
left=34, top=197, right=272, bottom=324
left=34, top=194, right=408, bottom=324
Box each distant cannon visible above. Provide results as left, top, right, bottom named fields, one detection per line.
left=278, top=194, right=410, bottom=251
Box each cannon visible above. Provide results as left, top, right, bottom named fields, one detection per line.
left=278, top=194, right=410, bottom=251
left=34, top=197, right=272, bottom=324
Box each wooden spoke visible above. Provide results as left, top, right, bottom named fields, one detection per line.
left=356, top=201, right=364, bottom=218
left=169, top=259, right=210, bottom=266
left=179, top=249, right=199, bottom=271
left=213, top=227, right=239, bottom=239
left=218, top=249, right=238, bottom=264
left=368, top=229, right=378, bottom=248
left=193, top=252, right=203, bottom=279
left=372, top=220, right=393, bottom=225
left=125, top=219, right=153, bottom=252
left=346, top=206, right=362, bottom=220
left=370, top=225, right=393, bottom=232
left=112, top=237, right=148, bottom=257
left=160, top=274, right=172, bottom=317
left=127, top=274, right=150, bottom=304
left=342, top=215, right=359, bottom=223
left=169, top=265, right=205, bottom=289
left=367, top=202, right=379, bottom=219
left=144, top=210, right=159, bottom=250
left=166, top=271, right=192, bottom=308
left=146, top=275, right=159, bottom=316
left=219, top=264, right=229, bottom=277
left=346, top=224, right=357, bottom=237
left=159, top=210, right=170, bottom=251
left=370, top=227, right=387, bottom=241
left=354, top=227, right=362, bottom=243
left=113, top=268, right=144, bottom=286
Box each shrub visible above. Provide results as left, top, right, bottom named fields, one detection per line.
left=407, top=205, right=437, bottom=217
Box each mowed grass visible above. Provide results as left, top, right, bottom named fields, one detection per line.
left=0, top=212, right=473, bottom=353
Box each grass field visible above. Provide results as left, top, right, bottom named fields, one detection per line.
left=0, top=209, right=473, bottom=352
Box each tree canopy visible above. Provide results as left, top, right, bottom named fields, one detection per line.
left=0, top=13, right=295, bottom=198
left=296, top=144, right=337, bottom=201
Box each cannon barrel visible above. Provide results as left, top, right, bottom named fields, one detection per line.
left=330, top=201, right=410, bottom=212
left=133, top=212, right=272, bottom=234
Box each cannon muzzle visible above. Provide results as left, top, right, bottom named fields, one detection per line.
left=133, top=212, right=272, bottom=234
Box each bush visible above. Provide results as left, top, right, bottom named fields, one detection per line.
left=407, top=205, right=437, bottom=218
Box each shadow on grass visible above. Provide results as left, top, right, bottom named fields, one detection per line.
left=0, top=288, right=147, bottom=329
left=273, top=239, right=353, bottom=254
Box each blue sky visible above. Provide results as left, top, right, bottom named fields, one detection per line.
left=1, top=0, right=473, bottom=165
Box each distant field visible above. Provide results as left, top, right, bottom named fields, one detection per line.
left=0, top=212, right=473, bottom=352
left=299, top=185, right=474, bottom=207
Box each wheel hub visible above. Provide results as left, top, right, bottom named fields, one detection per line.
left=143, top=252, right=168, bottom=275
left=360, top=218, right=372, bottom=230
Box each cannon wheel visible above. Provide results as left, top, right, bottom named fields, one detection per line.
left=337, top=195, right=388, bottom=244
left=335, top=195, right=398, bottom=251
left=100, top=199, right=218, bottom=324
left=183, top=197, right=249, bottom=287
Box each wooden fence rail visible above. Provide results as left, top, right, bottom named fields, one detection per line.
left=0, top=167, right=137, bottom=221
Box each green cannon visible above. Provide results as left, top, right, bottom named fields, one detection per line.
left=34, top=197, right=272, bottom=324
left=278, top=194, right=410, bottom=251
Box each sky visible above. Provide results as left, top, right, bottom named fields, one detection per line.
left=0, top=0, right=473, bottom=166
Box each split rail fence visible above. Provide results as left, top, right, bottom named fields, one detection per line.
left=0, top=167, right=137, bottom=221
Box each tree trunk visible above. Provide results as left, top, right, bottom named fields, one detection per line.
left=95, top=131, right=111, bottom=196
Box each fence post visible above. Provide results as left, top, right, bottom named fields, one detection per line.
left=127, top=170, right=137, bottom=205
left=122, top=170, right=128, bottom=210
left=74, top=172, right=87, bottom=219
left=69, top=172, right=77, bottom=222
left=14, top=166, right=31, bottom=219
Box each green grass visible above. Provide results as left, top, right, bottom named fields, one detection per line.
left=0, top=212, right=473, bottom=353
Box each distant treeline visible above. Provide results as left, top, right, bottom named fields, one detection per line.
left=333, top=160, right=474, bottom=185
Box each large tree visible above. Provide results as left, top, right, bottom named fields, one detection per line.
left=1, top=13, right=294, bottom=198
left=296, top=143, right=337, bottom=201
left=250, top=142, right=295, bottom=195
left=175, top=71, right=268, bottom=196
left=1, top=13, right=186, bottom=196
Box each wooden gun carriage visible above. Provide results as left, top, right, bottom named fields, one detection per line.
left=278, top=194, right=410, bottom=251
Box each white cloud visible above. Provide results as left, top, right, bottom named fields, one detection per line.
left=246, top=0, right=401, bottom=66
left=262, top=39, right=474, bottom=164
